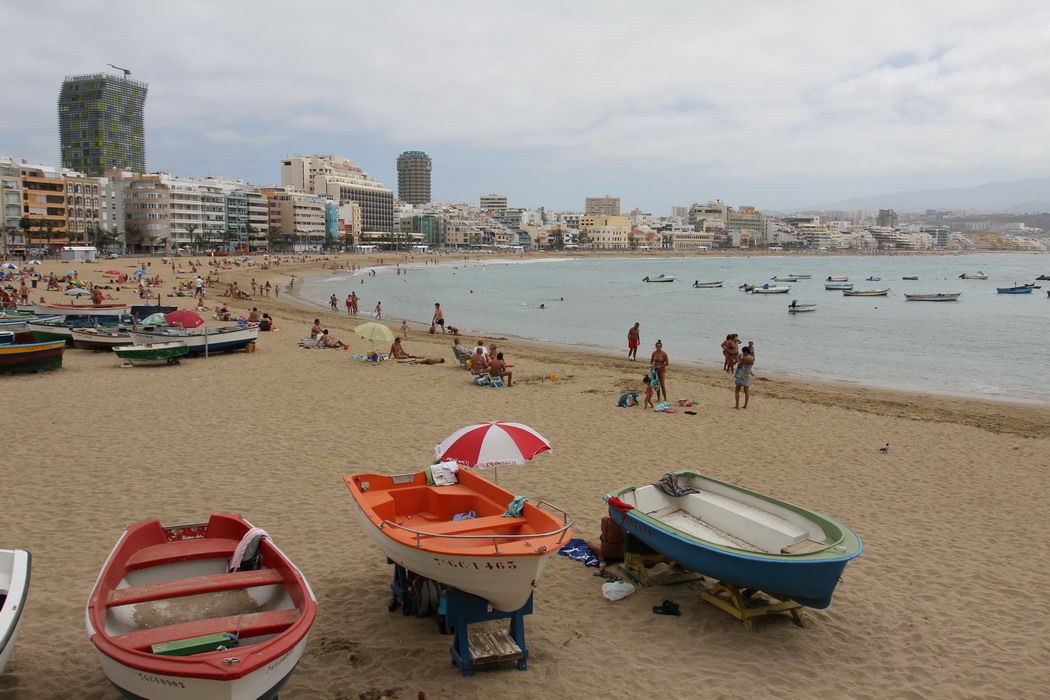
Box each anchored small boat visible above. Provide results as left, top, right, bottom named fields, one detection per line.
left=0, top=339, right=65, bottom=374
left=865, top=277, right=881, bottom=281
left=771, top=276, right=800, bottom=282
left=606, top=471, right=862, bottom=609
left=0, top=549, right=31, bottom=675
left=788, top=301, right=816, bottom=313
left=128, top=325, right=259, bottom=354
left=344, top=468, right=573, bottom=612
left=643, top=274, right=676, bottom=282
left=905, top=293, right=961, bottom=301
left=790, top=274, right=812, bottom=279
left=692, top=280, right=723, bottom=288
left=959, top=272, right=989, bottom=280
left=997, top=285, right=1033, bottom=294
left=1036, top=274, right=1049, bottom=281
left=843, top=288, right=889, bottom=296
left=902, top=276, right=919, bottom=280
left=86, top=514, right=316, bottom=700
left=751, top=284, right=791, bottom=294
left=824, top=282, right=853, bottom=290
left=113, top=341, right=189, bottom=367
left=825, top=276, right=848, bottom=281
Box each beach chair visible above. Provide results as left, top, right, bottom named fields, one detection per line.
left=452, top=343, right=472, bottom=368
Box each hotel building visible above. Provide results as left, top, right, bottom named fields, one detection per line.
left=280, top=155, right=394, bottom=237
left=396, top=151, right=432, bottom=205
left=58, top=72, right=148, bottom=176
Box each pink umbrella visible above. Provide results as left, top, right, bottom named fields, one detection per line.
left=434, top=421, right=552, bottom=470
left=164, top=310, right=204, bottom=328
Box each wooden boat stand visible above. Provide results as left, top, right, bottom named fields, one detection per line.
left=618, top=536, right=809, bottom=630
left=386, top=562, right=531, bottom=676
left=699, top=581, right=809, bottom=631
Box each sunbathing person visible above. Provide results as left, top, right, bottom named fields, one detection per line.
left=389, top=337, right=421, bottom=359
left=468, top=347, right=488, bottom=374
left=487, top=352, right=513, bottom=386
left=319, top=330, right=348, bottom=349
left=408, top=357, right=445, bottom=365
left=311, top=319, right=323, bottom=338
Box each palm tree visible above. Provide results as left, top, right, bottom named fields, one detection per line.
left=266, top=226, right=284, bottom=252
left=182, top=224, right=200, bottom=254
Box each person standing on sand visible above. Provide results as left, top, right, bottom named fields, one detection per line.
left=721, top=334, right=737, bottom=373
left=627, top=322, right=640, bottom=361
left=400, top=320, right=410, bottom=337
left=650, top=340, right=669, bottom=402
left=374, top=301, right=382, bottom=319
left=351, top=291, right=359, bottom=314
left=734, top=342, right=755, bottom=409
left=433, top=302, right=446, bottom=334
left=329, top=294, right=338, bottom=312
left=346, top=294, right=353, bottom=315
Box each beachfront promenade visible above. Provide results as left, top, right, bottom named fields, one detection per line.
left=3, top=252, right=1049, bottom=698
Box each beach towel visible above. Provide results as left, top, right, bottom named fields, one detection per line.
left=451, top=511, right=478, bottom=521
left=617, top=392, right=639, bottom=407
left=228, top=527, right=269, bottom=572
left=653, top=401, right=677, bottom=413
left=649, top=366, right=660, bottom=390
left=654, top=473, right=699, bottom=497
left=430, top=461, right=459, bottom=486
left=557, top=538, right=601, bottom=567
left=502, top=495, right=529, bottom=517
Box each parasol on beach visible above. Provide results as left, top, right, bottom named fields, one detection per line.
left=353, top=321, right=394, bottom=344
left=164, top=310, right=204, bottom=328
left=64, top=289, right=91, bottom=304
left=104, top=269, right=120, bottom=275
left=435, top=421, right=552, bottom=470
left=28, top=260, right=42, bottom=265
left=0, top=263, right=17, bottom=270
left=134, top=269, right=148, bottom=275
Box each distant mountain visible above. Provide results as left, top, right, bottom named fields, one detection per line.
left=791, top=176, right=1050, bottom=214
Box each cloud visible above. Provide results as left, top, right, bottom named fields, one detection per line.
left=4, top=0, right=1050, bottom=211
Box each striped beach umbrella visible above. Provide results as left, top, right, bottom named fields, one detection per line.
left=434, top=421, right=552, bottom=470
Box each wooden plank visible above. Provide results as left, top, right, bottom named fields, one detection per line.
left=112, top=608, right=300, bottom=651
left=468, top=629, right=522, bottom=665
left=781, top=539, right=827, bottom=555
left=107, top=568, right=285, bottom=607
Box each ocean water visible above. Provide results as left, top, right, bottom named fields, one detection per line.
left=297, top=253, right=1050, bottom=404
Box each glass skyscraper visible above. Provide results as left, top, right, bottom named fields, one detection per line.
left=396, top=151, right=432, bottom=205
left=58, top=72, right=148, bottom=176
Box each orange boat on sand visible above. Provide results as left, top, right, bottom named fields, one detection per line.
left=344, top=468, right=573, bottom=612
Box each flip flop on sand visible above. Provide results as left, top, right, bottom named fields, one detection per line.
left=652, top=601, right=681, bottom=616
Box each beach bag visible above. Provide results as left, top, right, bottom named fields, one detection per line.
left=617, top=392, right=639, bottom=407
left=474, top=376, right=490, bottom=386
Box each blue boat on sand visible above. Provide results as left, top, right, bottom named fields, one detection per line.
left=606, top=470, right=862, bottom=609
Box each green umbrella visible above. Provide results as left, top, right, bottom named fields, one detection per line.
left=353, top=322, right=394, bottom=344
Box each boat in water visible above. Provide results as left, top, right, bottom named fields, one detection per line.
left=825, top=276, right=849, bottom=281
left=344, top=467, right=573, bottom=612
left=843, top=288, right=889, bottom=296
left=905, top=293, right=961, bottom=301
left=605, top=470, right=862, bottom=609
left=997, top=285, right=1034, bottom=294
left=959, top=272, right=989, bottom=280
left=0, top=339, right=65, bottom=374
left=824, top=282, right=854, bottom=290
left=692, top=280, right=723, bottom=288
left=0, top=549, right=31, bottom=675
left=128, top=325, right=259, bottom=354
left=787, top=301, right=816, bottom=313
left=750, top=284, right=791, bottom=294
left=865, top=277, right=882, bottom=281
left=642, top=274, right=676, bottom=282
left=771, top=276, right=800, bottom=282
left=790, top=274, right=812, bottom=279
left=902, top=276, right=919, bottom=280
left=86, top=514, right=316, bottom=700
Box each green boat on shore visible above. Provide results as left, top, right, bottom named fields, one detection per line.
left=112, top=341, right=189, bottom=367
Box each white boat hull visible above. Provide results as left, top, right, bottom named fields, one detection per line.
left=93, top=634, right=308, bottom=700
left=350, top=502, right=553, bottom=612
left=129, top=326, right=258, bottom=354
left=643, top=276, right=676, bottom=282
left=751, top=286, right=790, bottom=294
left=0, top=549, right=31, bottom=675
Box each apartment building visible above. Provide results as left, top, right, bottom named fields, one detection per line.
left=585, top=195, right=620, bottom=216
left=396, top=151, right=432, bottom=205
left=261, top=187, right=331, bottom=251
left=280, top=155, right=394, bottom=236
left=58, top=72, right=148, bottom=176
left=479, top=194, right=508, bottom=216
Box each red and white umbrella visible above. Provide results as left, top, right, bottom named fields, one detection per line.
left=435, top=421, right=552, bottom=470
left=164, top=310, right=204, bottom=328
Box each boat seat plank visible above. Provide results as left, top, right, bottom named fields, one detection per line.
left=411, top=515, right=528, bottom=536
left=112, top=608, right=300, bottom=651
left=107, top=568, right=285, bottom=608
left=125, top=538, right=240, bottom=571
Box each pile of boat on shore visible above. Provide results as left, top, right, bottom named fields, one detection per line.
left=3, top=461, right=863, bottom=695
left=0, top=301, right=259, bottom=374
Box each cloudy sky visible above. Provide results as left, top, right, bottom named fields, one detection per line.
left=4, top=1, right=1050, bottom=213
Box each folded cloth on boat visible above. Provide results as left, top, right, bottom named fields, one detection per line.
left=429, top=460, right=460, bottom=486
left=654, top=473, right=698, bottom=497
left=228, top=527, right=269, bottom=572
left=557, top=538, right=601, bottom=567
left=502, top=495, right=529, bottom=517
left=452, top=511, right=478, bottom=521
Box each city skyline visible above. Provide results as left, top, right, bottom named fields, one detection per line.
left=4, top=1, right=1050, bottom=213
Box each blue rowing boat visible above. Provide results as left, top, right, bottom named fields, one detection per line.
left=606, top=470, right=862, bottom=609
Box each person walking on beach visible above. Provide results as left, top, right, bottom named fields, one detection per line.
left=345, top=294, right=353, bottom=315
left=351, top=291, right=359, bottom=314
left=433, top=302, right=446, bottom=334
left=627, top=322, right=640, bottom=361
left=374, top=301, right=382, bottom=319
left=329, top=294, right=338, bottom=312
left=650, top=340, right=669, bottom=402
left=734, top=342, right=755, bottom=409
left=195, top=275, right=204, bottom=297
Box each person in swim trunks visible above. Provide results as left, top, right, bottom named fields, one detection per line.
left=734, top=342, right=755, bottom=409
left=627, top=322, right=640, bottom=360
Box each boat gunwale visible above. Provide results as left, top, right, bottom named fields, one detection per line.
left=375, top=500, right=574, bottom=551
left=0, top=550, right=31, bottom=661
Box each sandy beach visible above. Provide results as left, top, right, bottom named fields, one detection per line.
left=3, top=253, right=1049, bottom=699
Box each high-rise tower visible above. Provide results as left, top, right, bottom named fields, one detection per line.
left=58, top=71, right=148, bottom=176
left=396, top=151, right=432, bottom=205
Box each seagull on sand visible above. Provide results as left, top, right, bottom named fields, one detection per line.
left=879, top=443, right=890, bottom=453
